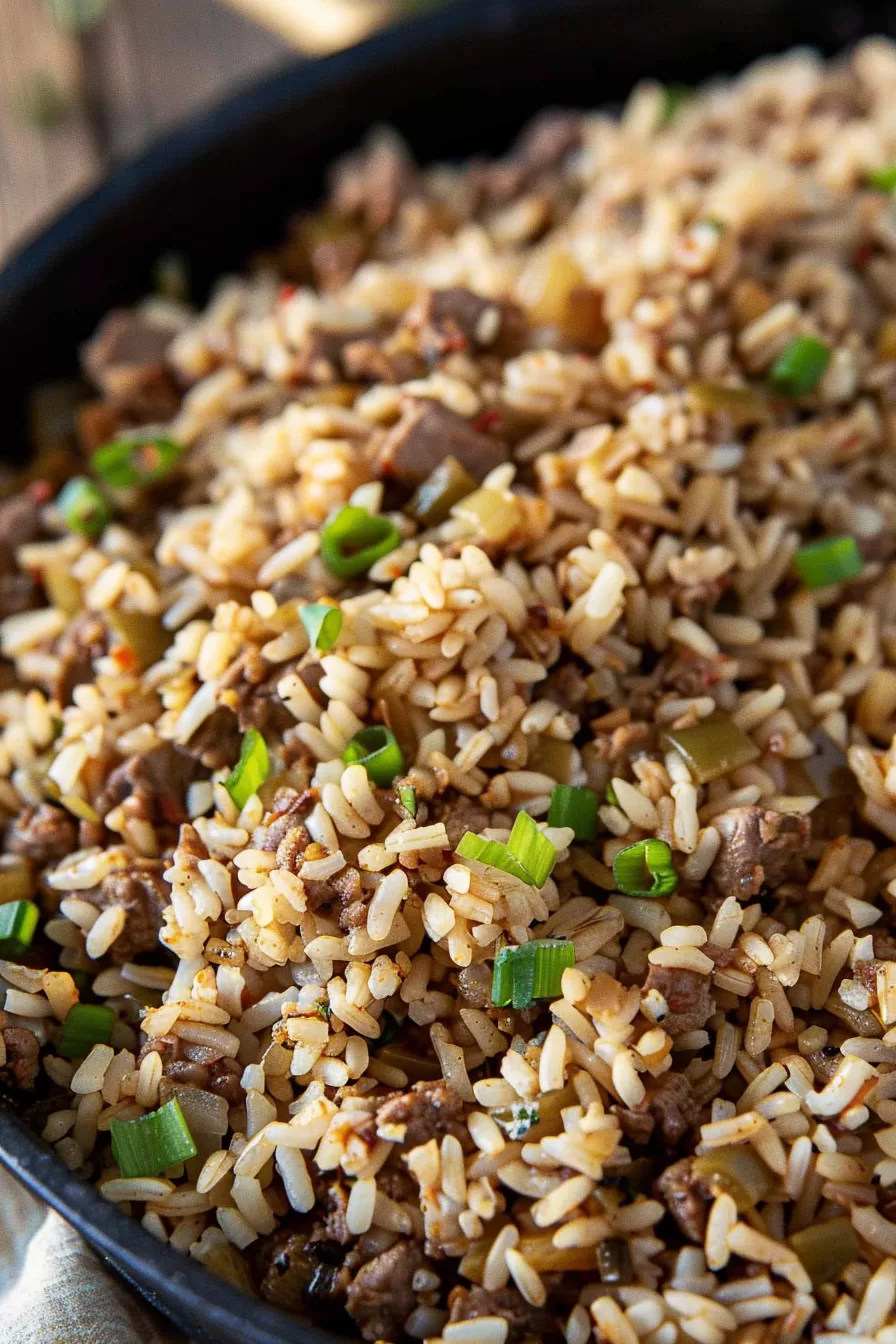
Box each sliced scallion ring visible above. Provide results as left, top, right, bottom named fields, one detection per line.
left=768, top=336, right=831, bottom=397
left=320, top=505, right=400, bottom=580
left=0, top=900, right=39, bottom=958
left=491, top=939, right=576, bottom=1010
left=300, top=602, right=343, bottom=651
left=794, top=536, right=863, bottom=590
left=342, top=726, right=405, bottom=786
left=612, top=838, right=678, bottom=898
left=59, top=1003, right=115, bottom=1059
left=109, top=1098, right=197, bottom=1178
left=92, top=435, right=183, bottom=488
left=548, top=785, right=598, bottom=843
left=57, top=476, right=110, bottom=538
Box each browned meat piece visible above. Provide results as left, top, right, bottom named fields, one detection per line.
left=181, top=706, right=243, bottom=772
left=375, top=400, right=509, bottom=486
left=333, top=866, right=365, bottom=930
left=0, top=489, right=45, bottom=621
left=617, top=1073, right=700, bottom=1148
left=702, top=943, right=740, bottom=969
left=233, top=669, right=298, bottom=738
left=710, top=806, right=811, bottom=900
left=90, top=864, right=170, bottom=963
left=341, top=338, right=421, bottom=384
left=515, top=110, right=584, bottom=172
left=7, top=803, right=78, bottom=868
left=294, top=326, right=375, bottom=385
left=376, top=1079, right=467, bottom=1146
left=433, top=795, right=493, bottom=850
left=81, top=309, right=181, bottom=419
left=663, top=654, right=728, bottom=696
left=643, top=966, right=714, bottom=1036
left=258, top=1224, right=352, bottom=1312
left=449, top=1287, right=562, bottom=1343
left=655, top=1158, right=709, bottom=1242
left=542, top=662, right=589, bottom=712
left=0, top=573, right=36, bottom=621
left=252, top=787, right=314, bottom=855
left=52, top=611, right=108, bottom=704
left=206, top=1057, right=243, bottom=1106
left=322, top=1180, right=351, bottom=1245
left=344, top=1240, right=425, bottom=1342
left=330, top=130, right=417, bottom=232
left=95, top=741, right=203, bottom=824
left=410, top=288, right=525, bottom=358
left=1, top=1026, right=40, bottom=1089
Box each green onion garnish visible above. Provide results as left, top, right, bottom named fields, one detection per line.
left=794, top=536, right=863, bottom=590
left=57, top=477, right=111, bottom=539
left=59, top=1003, right=115, bottom=1059
left=300, top=602, right=342, bottom=652
left=109, top=1098, right=197, bottom=1178
left=398, top=785, right=417, bottom=818
left=320, top=505, right=400, bottom=580
left=343, top=726, right=405, bottom=786
left=224, top=728, right=269, bottom=810
left=457, top=812, right=557, bottom=889
left=92, top=436, right=182, bottom=488
left=660, top=83, right=692, bottom=126
left=548, top=785, right=598, bottom=843
left=613, top=838, right=678, bottom=898
left=0, top=901, right=39, bottom=958
left=491, top=939, right=576, bottom=1010
left=869, top=165, right=896, bottom=194
left=768, top=336, right=831, bottom=397
left=507, top=811, right=556, bottom=888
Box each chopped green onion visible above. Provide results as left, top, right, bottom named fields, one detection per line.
left=408, top=456, right=478, bottom=527
left=869, top=165, right=896, bottom=194
left=768, top=336, right=831, bottom=397
left=548, top=785, right=597, bottom=842
left=0, top=900, right=39, bottom=958
left=662, top=709, right=759, bottom=785
left=457, top=814, right=557, bottom=888
left=320, top=505, right=400, bottom=580
left=457, top=832, right=531, bottom=883
left=224, top=729, right=269, bottom=810
left=491, top=939, right=576, bottom=1010
left=59, top=1003, right=115, bottom=1059
left=57, top=477, right=110, bottom=539
left=343, top=726, right=405, bottom=786
left=605, top=783, right=619, bottom=807
left=92, top=436, right=183, bottom=488
left=301, top=602, right=342, bottom=651
left=397, top=785, right=417, bottom=819
left=660, top=83, right=692, bottom=126
left=794, top=535, right=863, bottom=590
left=613, top=838, right=678, bottom=898
left=109, top=1098, right=197, bottom=1178
left=507, top=811, right=557, bottom=888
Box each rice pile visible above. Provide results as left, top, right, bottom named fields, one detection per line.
left=5, top=37, right=896, bottom=1344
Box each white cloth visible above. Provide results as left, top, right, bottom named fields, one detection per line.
left=0, top=1165, right=186, bottom=1344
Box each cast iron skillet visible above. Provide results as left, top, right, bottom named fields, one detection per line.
left=0, top=0, right=894, bottom=1338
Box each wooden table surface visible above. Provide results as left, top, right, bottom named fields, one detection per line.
left=0, top=0, right=292, bottom=262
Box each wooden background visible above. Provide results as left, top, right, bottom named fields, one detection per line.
left=0, top=0, right=396, bottom=263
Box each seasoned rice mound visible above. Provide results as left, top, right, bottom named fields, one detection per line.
left=9, top=38, right=896, bottom=1344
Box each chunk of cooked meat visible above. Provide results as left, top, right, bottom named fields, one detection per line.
left=410, top=287, right=525, bottom=358
left=710, top=806, right=811, bottom=900
left=329, top=129, right=417, bottom=232
left=617, top=1072, right=700, bottom=1148
left=642, top=966, right=714, bottom=1036
left=252, top=787, right=314, bottom=857
left=180, top=705, right=244, bottom=772
left=89, top=864, right=170, bottom=963
left=95, top=741, right=203, bottom=824
left=655, top=1157, right=710, bottom=1242
left=7, top=803, right=78, bottom=868
left=376, top=1079, right=468, bottom=1146
left=1, top=1026, right=40, bottom=1089
left=341, top=337, right=421, bottom=384
left=258, top=1225, right=352, bottom=1312
left=448, top=1286, right=562, bottom=1344
left=0, top=489, right=45, bottom=622
left=52, top=610, right=108, bottom=704
left=81, top=308, right=182, bottom=418
left=433, top=795, right=493, bottom=850
left=344, top=1240, right=426, bottom=1342
left=375, top=399, right=509, bottom=486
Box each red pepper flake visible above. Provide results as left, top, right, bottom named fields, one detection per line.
left=27, top=479, right=53, bottom=504
left=473, top=409, right=503, bottom=433
left=113, top=645, right=138, bottom=674
left=854, top=243, right=875, bottom=270
left=279, top=283, right=298, bottom=303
